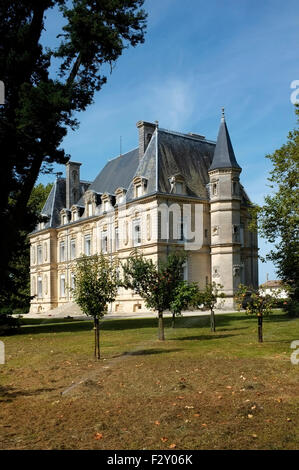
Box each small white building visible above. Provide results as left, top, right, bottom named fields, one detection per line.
left=259, top=280, right=289, bottom=299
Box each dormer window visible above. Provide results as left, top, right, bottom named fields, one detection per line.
left=87, top=202, right=93, bottom=217
left=83, top=190, right=100, bottom=218
left=60, top=209, right=70, bottom=225
left=115, top=187, right=127, bottom=205
left=169, top=174, right=186, bottom=195
left=133, top=176, right=147, bottom=199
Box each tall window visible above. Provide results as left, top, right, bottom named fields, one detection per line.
left=37, top=245, right=42, bottom=264
left=182, top=261, right=188, bottom=281
left=101, top=231, right=108, bottom=253
left=37, top=276, right=42, bottom=298
left=70, top=239, right=76, bottom=260
left=60, top=274, right=66, bottom=297
left=136, top=185, right=142, bottom=198
left=133, top=220, right=141, bottom=246
left=60, top=241, right=65, bottom=262
left=115, top=228, right=119, bottom=251
left=71, top=273, right=75, bottom=290
left=103, top=200, right=109, bottom=212
left=84, top=234, right=91, bottom=255
left=176, top=182, right=184, bottom=194
left=87, top=202, right=93, bottom=217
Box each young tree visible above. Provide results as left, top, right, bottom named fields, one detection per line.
left=250, top=106, right=299, bottom=316
left=234, top=284, right=276, bottom=343
left=72, top=254, right=119, bottom=359
left=0, top=0, right=147, bottom=292
left=170, top=281, right=200, bottom=328
left=122, top=252, right=186, bottom=340
left=194, top=282, right=225, bottom=332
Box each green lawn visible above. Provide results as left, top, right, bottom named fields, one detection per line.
left=0, top=311, right=298, bottom=449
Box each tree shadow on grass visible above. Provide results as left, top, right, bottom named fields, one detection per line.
left=0, top=384, right=57, bottom=403
left=170, top=333, right=238, bottom=341
left=119, top=348, right=182, bottom=357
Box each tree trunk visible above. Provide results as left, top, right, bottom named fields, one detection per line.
left=158, top=311, right=165, bottom=340
left=94, top=317, right=100, bottom=359
left=210, top=309, right=216, bottom=332
left=258, top=315, right=263, bottom=343
left=172, top=312, right=175, bottom=328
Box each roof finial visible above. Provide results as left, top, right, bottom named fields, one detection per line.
left=221, top=107, right=225, bottom=121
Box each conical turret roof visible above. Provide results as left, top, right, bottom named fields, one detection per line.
left=209, top=109, right=241, bottom=171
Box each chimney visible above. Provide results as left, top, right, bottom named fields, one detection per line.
left=136, top=120, right=157, bottom=161
left=66, top=161, right=82, bottom=209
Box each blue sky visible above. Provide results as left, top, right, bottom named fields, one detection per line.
left=39, top=0, right=299, bottom=283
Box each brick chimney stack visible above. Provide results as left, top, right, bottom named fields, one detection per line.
left=136, top=120, right=157, bottom=161
left=66, top=161, right=82, bottom=209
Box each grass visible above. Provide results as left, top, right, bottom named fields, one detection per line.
left=0, top=311, right=298, bottom=450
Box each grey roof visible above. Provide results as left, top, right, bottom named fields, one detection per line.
left=84, top=148, right=139, bottom=196
left=33, top=119, right=245, bottom=233
left=31, top=177, right=90, bottom=232
left=209, top=117, right=241, bottom=171
left=157, top=129, right=215, bottom=198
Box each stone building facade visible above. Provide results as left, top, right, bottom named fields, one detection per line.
left=28, top=113, right=258, bottom=313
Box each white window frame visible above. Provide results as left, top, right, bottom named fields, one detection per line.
left=84, top=234, right=91, bottom=256
left=37, top=276, right=43, bottom=298
left=133, top=219, right=141, bottom=246
left=70, top=238, right=76, bottom=260
left=60, top=241, right=66, bottom=262
left=60, top=274, right=66, bottom=298
left=37, top=245, right=42, bottom=264
left=101, top=231, right=108, bottom=253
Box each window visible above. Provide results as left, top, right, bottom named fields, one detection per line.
left=133, top=220, right=141, bottom=246
left=37, top=276, right=42, bottom=298
left=60, top=274, right=66, bottom=297
left=182, top=261, right=188, bottom=281
left=71, top=273, right=75, bottom=290
left=176, top=182, right=184, bottom=194
left=60, top=241, right=65, bottom=262
left=136, top=185, right=142, bottom=198
left=212, top=183, right=217, bottom=196
left=84, top=235, right=91, bottom=255
left=103, top=200, right=109, bottom=212
left=87, top=202, right=93, bottom=217
left=101, top=231, right=108, bottom=253
left=31, top=246, right=36, bottom=264
left=70, top=239, right=76, bottom=260
left=37, top=245, right=42, bottom=264
left=115, top=228, right=119, bottom=251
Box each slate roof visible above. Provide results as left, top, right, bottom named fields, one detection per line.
left=78, top=148, right=139, bottom=203
left=32, top=177, right=90, bottom=232
left=209, top=114, right=241, bottom=171
left=33, top=118, right=246, bottom=232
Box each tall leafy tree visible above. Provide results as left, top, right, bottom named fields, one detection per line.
left=251, top=106, right=299, bottom=315
left=122, top=252, right=187, bottom=340
left=0, top=0, right=147, bottom=289
left=72, top=254, right=119, bottom=359
left=0, top=183, right=52, bottom=318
